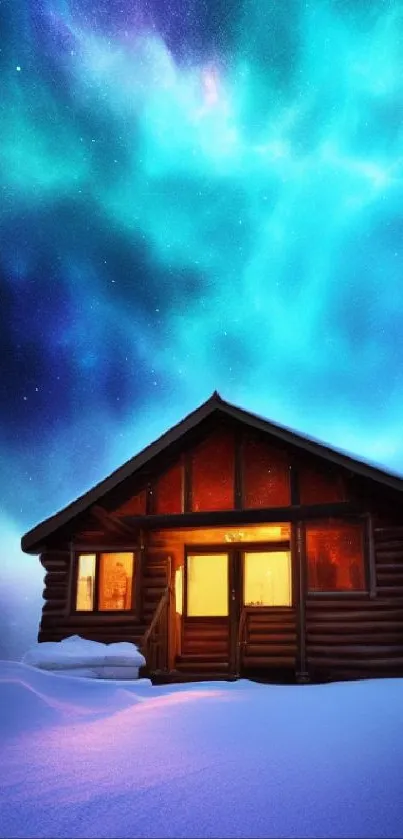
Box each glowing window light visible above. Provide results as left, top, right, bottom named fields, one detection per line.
left=187, top=553, right=228, bottom=616
left=99, top=552, right=134, bottom=611
left=76, top=554, right=96, bottom=611
left=244, top=551, right=292, bottom=607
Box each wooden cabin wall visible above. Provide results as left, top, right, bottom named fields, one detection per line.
left=305, top=520, right=403, bottom=680
left=38, top=549, right=146, bottom=646
left=242, top=609, right=297, bottom=670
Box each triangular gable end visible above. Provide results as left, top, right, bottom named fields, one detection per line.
left=21, top=392, right=403, bottom=553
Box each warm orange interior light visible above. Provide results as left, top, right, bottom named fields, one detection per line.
left=175, top=566, right=183, bottom=615
left=187, top=554, right=228, bottom=616
left=99, top=552, right=134, bottom=611
left=244, top=551, right=292, bottom=607
left=76, top=554, right=96, bottom=610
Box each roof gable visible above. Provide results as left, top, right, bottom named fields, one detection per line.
left=21, top=391, right=403, bottom=553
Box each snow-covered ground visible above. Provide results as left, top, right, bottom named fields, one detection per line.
left=1, top=662, right=403, bottom=838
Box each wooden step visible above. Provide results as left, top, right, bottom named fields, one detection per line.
left=176, top=661, right=230, bottom=673
left=177, top=653, right=228, bottom=663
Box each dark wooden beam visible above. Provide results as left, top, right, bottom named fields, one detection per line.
left=90, top=505, right=138, bottom=536
left=123, top=501, right=365, bottom=530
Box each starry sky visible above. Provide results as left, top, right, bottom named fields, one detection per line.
left=2, top=0, right=403, bottom=658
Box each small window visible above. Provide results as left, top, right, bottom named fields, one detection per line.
left=306, top=521, right=365, bottom=592
left=75, top=552, right=135, bottom=611
left=76, top=554, right=96, bottom=611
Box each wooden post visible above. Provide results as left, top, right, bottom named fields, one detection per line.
left=167, top=556, right=177, bottom=672
left=295, top=522, right=309, bottom=683
left=138, top=529, right=145, bottom=622
left=366, top=514, right=377, bottom=599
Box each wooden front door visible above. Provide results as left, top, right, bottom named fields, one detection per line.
left=238, top=547, right=296, bottom=673
left=181, top=550, right=237, bottom=672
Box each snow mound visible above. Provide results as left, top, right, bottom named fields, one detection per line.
left=22, top=635, right=146, bottom=679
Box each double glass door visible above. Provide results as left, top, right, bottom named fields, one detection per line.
left=184, top=548, right=292, bottom=617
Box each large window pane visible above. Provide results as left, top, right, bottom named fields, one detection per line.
left=99, top=552, right=134, bottom=610
left=191, top=431, right=234, bottom=512
left=243, top=436, right=290, bottom=508
left=244, top=551, right=292, bottom=607
left=187, top=554, right=228, bottom=616
left=306, top=521, right=365, bottom=591
left=76, top=554, right=96, bottom=611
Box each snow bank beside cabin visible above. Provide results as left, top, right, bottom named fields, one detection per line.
left=1, top=662, right=403, bottom=838
left=22, top=635, right=145, bottom=679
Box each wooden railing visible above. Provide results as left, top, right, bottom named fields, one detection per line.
left=141, top=585, right=171, bottom=675
left=235, top=608, right=248, bottom=676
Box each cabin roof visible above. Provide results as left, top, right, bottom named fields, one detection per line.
left=21, top=391, right=403, bottom=553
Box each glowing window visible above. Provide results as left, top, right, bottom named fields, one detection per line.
left=75, top=552, right=135, bottom=611
left=153, top=462, right=182, bottom=515
left=243, top=436, right=290, bottom=508
left=306, top=521, right=365, bottom=592
left=99, top=552, right=134, bottom=610
left=187, top=553, right=228, bottom=616
left=244, top=551, right=292, bottom=607
left=191, top=430, right=234, bottom=512
left=76, top=554, right=96, bottom=611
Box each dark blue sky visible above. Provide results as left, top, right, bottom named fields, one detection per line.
left=2, top=0, right=403, bottom=657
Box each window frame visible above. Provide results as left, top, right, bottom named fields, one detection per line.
left=72, top=549, right=137, bottom=615
left=304, top=515, right=372, bottom=597
left=242, top=545, right=293, bottom=609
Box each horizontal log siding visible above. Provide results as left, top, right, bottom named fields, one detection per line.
left=305, top=525, right=403, bottom=679
left=242, top=608, right=297, bottom=669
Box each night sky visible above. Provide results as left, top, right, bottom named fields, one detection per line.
left=2, top=0, right=403, bottom=658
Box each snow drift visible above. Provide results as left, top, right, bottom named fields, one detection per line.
left=22, top=635, right=145, bottom=679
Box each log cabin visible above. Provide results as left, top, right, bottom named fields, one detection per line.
left=21, top=392, right=403, bottom=683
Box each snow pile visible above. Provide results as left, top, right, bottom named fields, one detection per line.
left=22, top=635, right=145, bottom=680
left=1, top=662, right=403, bottom=838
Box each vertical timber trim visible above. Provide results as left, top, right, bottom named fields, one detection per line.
left=183, top=451, right=192, bottom=513
left=234, top=431, right=243, bottom=510
left=138, top=529, right=146, bottom=621
left=65, top=543, right=75, bottom=616
left=295, top=522, right=308, bottom=681
left=145, top=483, right=153, bottom=515
left=366, top=514, right=377, bottom=599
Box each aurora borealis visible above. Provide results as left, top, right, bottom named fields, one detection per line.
left=2, top=0, right=403, bottom=656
